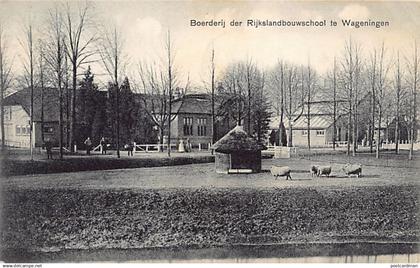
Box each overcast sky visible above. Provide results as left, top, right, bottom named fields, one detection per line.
left=1, top=1, right=419, bottom=89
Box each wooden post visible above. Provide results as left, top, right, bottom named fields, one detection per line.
left=198, top=143, right=201, bottom=151
left=133, top=142, right=136, bottom=153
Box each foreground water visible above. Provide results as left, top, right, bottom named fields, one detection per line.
left=2, top=242, right=418, bottom=263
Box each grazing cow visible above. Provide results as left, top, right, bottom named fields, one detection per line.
left=343, top=164, right=362, bottom=178
left=317, top=166, right=332, bottom=177
left=271, top=166, right=292, bottom=180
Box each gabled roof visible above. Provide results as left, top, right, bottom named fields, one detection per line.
left=172, top=94, right=211, bottom=115
left=269, top=115, right=333, bottom=130
left=3, top=87, right=60, bottom=122
left=212, top=125, right=266, bottom=153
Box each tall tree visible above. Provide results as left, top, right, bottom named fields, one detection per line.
left=283, top=64, right=304, bottom=147
left=210, top=46, right=216, bottom=145
left=332, top=57, right=337, bottom=150
left=99, top=24, right=127, bottom=158
left=375, top=42, right=392, bottom=159
left=252, top=72, right=271, bottom=142
left=269, top=60, right=286, bottom=146
left=20, top=22, right=36, bottom=160
left=0, top=22, right=13, bottom=151
left=64, top=2, right=96, bottom=152
left=406, top=40, right=419, bottom=160
left=305, top=61, right=317, bottom=151
left=166, top=31, right=174, bottom=157
left=340, top=38, right=362, bottom=156
left=137, top=31, right=189, bottom=156
left=394, top=51, right=403, bottom=154
left=37, top=40, right=46, bottom=146
left=368, top=50, right=377, bottom=153
left=44, top=8, right=65, bottom=159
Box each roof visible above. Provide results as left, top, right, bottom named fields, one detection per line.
left=172, top=94, right=211, bottom=115
left=212, top=125, right=266, bottom=153
left=269, top=115, right=333, bottom=130
left=3, top=88, right=60, bottom=122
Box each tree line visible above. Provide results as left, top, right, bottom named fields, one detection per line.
left=266, top=38, right=419, bottom=160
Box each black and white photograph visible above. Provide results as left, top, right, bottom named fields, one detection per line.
left=0, top=0, right=419, bottom=266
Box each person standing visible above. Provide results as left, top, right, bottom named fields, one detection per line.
left=84, top=137, right=92, bottom=155
left=100, top=137, right=107, bottom=155
left=128, top=141, right=134, bottom=156
left=44, top=138, right=53, bottom=159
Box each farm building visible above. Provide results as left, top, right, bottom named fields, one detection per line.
left=269, top=100, right=347, bottom=147
left=164, top=93, right=213, bottom=150
left=269, top=97, right=389, bottom=148
left=212, top=125, right=266, bottom=174
left=0, top=87, right=63, bottom=148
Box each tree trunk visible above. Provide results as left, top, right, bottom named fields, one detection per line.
left=395, top=116, right=399, bottom=154
left=279, top=65, right=284, bottom=147
left=333, top=59, right=337, bottom=150
left=70, top=64, right=77, bottom=151
left=0, top=82, right=4, bottom=150
left=376, top=106, right=382, bottom=158
left=347, top=100, right=352, bottom=155
left=288, top=118, right=292, bottom=147
left=352, top=105, right=357, bottom=156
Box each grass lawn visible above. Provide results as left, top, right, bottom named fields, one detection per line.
left=0, top=153, right=419, bottom=261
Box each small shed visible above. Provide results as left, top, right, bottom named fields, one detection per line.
left=212, top=125, right=266, bottom=174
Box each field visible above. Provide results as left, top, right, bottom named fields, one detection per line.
left=0, top=152, right=419, bottom=262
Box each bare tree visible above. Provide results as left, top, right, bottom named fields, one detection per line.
left=219, top=63, right=247, bottom=126
left=64, top=2, right=96, bottom=151
left=64, top=52, right=70, bottom=149
left=406, top=40, right=419, bottom=160
left=352, top=47, right=363, bottom=155
left=270, top=60, right=286, bottom=146
left=166, top=31, right=174, bottom=157
left=44, top=8, right=66, bottom=159
left=37, top=40, right=46, bottom=146
left=98, top=24, right=127, bottom=158
left=284, top=64, right=304, bottom=147
left=332, top=57, right=338, bottom=150
left=0, top=22, right=14, bottom=151
left=137, top=31, right=189, bottom=156
left=138, top=62, right=170, bottom=150
left=305, top=61, right=317, bottom=151
left=210, top=46, right=216, bottom=144
left=375, top=42, right=392, bottom=159
left=394, top=51, right=403, bottom=154
left=19, top=22, right=36, bottom=160
left=202, top=45, right=217, bottom=146
left=368, top=50, right=377, bottom=153
left=340, top=38, right=362, bottom=156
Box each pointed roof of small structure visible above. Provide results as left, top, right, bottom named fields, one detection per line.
left=212, top=125, right=266, bottom=153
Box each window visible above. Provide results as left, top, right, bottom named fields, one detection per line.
left=197, top=118, right=207, bottom=136
left=316, top=130, right=325, bottom=136
left=302, top=130, right=308, bottom=136
left=43, top=126, right=54, bottom=133
left=16, top=125, right=21, bottom=135
left=6, top=107, right=12, bottom=121
left=183, top=117, right=193, bottom=136
left=21, top=126, right=27, bottom=134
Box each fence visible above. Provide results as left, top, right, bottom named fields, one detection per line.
left=90, top=142, right=213, bottom=154
left=382, top=141, right=420, bottom=151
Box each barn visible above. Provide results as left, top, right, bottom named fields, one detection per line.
left=212, top=125, right=266, bottom=174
